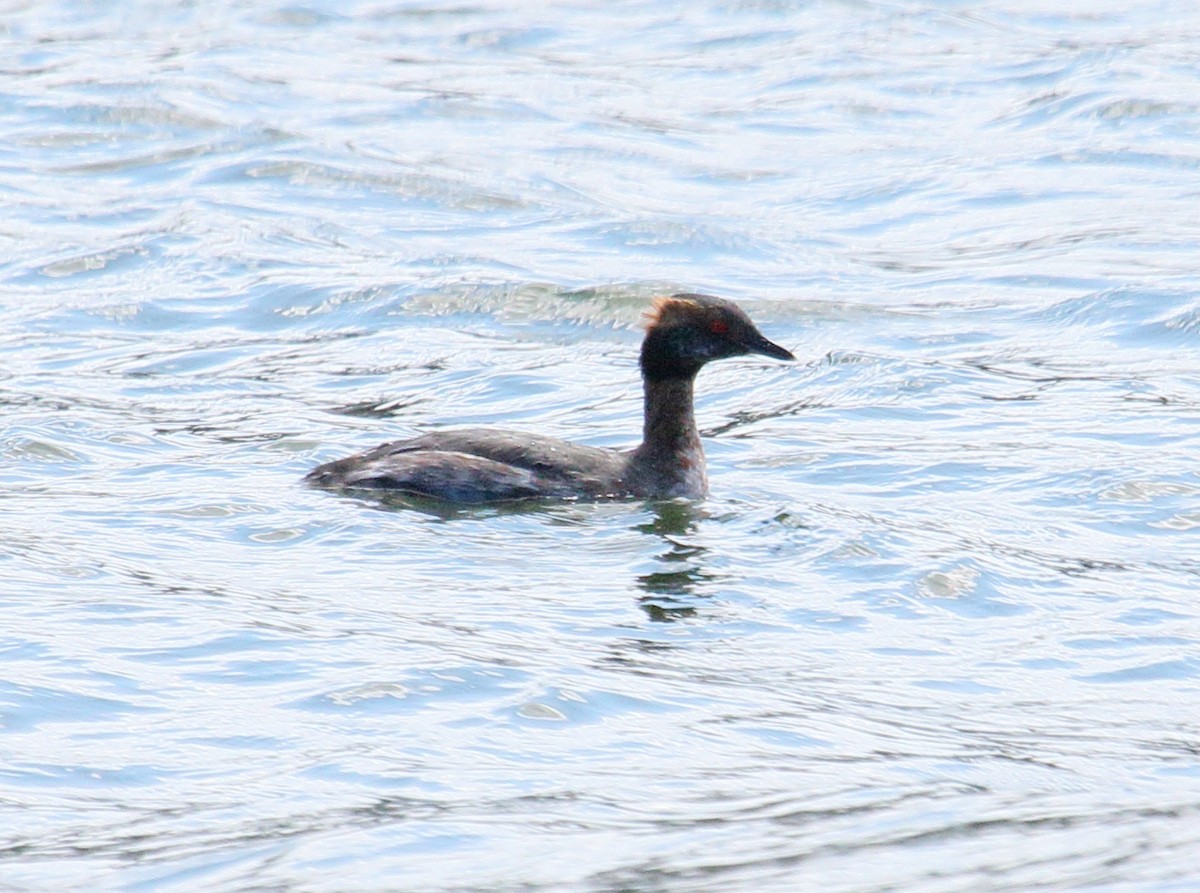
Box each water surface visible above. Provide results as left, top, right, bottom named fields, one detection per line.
left=3, top=2, right=1200, bottom=891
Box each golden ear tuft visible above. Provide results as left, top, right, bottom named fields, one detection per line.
left=640, top=296, right=670, bottom=330
left=641, top=295, right=697, bottom=330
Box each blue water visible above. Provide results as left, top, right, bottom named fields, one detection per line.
left=3, top=2, right=1200, bottom=891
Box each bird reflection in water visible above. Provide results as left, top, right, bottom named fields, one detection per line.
left=634, top=500, right=719, bottom=622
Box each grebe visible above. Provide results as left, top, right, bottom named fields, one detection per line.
left=306, top=293, right=793, bottom=502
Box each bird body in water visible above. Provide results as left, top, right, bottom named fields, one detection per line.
left=306, top=294, right=793, bottom=503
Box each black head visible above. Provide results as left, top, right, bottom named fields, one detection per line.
left=639, top=293, right=795, bottom=381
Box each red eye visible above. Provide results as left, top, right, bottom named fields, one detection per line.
left=709, top=320, right=729, bottom=335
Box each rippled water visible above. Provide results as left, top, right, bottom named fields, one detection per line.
left=3, top=1, right=1200, bottom=890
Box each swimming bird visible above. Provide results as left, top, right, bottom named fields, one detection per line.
left=306, top=293, right=793, bottom=503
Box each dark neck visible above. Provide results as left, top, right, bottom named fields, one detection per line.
left=640, top=374, right=700, bottom=457
left=639, top=327, right=703, bottom=383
